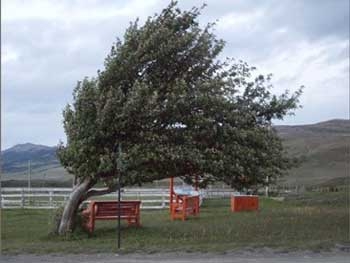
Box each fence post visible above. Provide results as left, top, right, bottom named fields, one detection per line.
left=49, top=191, right=53, bottom=208
left=21, top=189, right=25, bottom=208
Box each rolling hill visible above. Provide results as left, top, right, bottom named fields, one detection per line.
left=275, top=119, right=349, bottom=186
left=1, top=143, right=59, bottom=173
left=1, top=143, right=72, bottom=186
left=1, top=119, right=349, bottom=187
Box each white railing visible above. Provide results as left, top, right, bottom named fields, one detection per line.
left=0, top=187, right=237, bottom=209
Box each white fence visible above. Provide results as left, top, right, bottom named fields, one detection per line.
left=0, top=187, right=237, bottom=209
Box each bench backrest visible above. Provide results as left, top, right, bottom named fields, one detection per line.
left=91, top=201, right=141, bottom=217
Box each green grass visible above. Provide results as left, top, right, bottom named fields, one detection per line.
left=1, top=190, right=349, bottom=254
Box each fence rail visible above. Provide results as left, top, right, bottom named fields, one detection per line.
left=0, top=187, right=237, bottom=209
left=2, top=185, right=345, bottom=209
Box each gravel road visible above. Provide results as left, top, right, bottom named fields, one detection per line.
left=1, top=250, right=349, bottom=263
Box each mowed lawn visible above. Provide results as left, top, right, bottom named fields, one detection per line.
left=1, top=190, right=349, bottom=254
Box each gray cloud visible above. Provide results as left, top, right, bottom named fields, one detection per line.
left=2, top=0, right=349, bottom=148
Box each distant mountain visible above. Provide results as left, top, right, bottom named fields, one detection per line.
left=1, top=119, right=349, bottom=187
left=1, top=143, right=59, bottom=173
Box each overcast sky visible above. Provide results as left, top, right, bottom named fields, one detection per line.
left=1, top=0, right=349, bottom=149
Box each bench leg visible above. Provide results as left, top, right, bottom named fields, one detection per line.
left=86, top=217, right=94, bottom=233
left=136, top=216, right=141, bottom=227
left=82, top=216, right=92, bottom=233
left=127, top=218, right=135, bottom=227
left=90, top=220, right=95, bottom=233
left=170, top=209, right=174, bottom=221
left=126, top=217, right=141, bottom=227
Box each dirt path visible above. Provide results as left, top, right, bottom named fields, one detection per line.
left=1, top=250, right=349, bottom=263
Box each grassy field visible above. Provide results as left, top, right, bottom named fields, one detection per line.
left=1, top=190, right=349, bottom=254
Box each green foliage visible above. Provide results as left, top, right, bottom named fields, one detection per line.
left=58, top=2, right=302, bottom=191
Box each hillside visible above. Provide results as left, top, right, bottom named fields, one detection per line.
left=1, top=119, right=349, bottom=187
left=1, top=143, right=59, bottom=173
left=275, top=119, right=349, bottom=186
left=1, top=143, right=71, bottom=184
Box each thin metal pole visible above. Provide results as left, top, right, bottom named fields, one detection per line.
left=117, top=143, right=122, bottom=250
left=117, top=175, right=121, bottom=249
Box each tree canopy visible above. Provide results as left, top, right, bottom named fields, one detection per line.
left=58, top=1, right=302, bottom=192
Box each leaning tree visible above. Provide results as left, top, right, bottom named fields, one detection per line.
left=57, top=2, right=302, bottom=235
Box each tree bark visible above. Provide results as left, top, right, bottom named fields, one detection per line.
left=58, top=177, right=93, bottom=235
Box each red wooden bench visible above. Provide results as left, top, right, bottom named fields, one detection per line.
left=170, top=195, right=200, bottom=221
left=169, top=177, right=200, bottom=221
left=82, top=200, right=141, bottom=233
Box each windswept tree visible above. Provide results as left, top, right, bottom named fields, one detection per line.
left=57, top=2, right=302, bottom=235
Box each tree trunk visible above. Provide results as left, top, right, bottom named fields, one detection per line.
left=58, top=175, right=119, bottom=235
left=58, top=177, right=93, bottom=235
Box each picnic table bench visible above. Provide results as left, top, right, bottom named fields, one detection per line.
left=82, top=200, right=141, bottom=233
left=170, top=194, right=200, bottom=221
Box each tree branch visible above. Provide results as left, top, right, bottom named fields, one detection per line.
left=84, top=185, right=118, bottom=199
